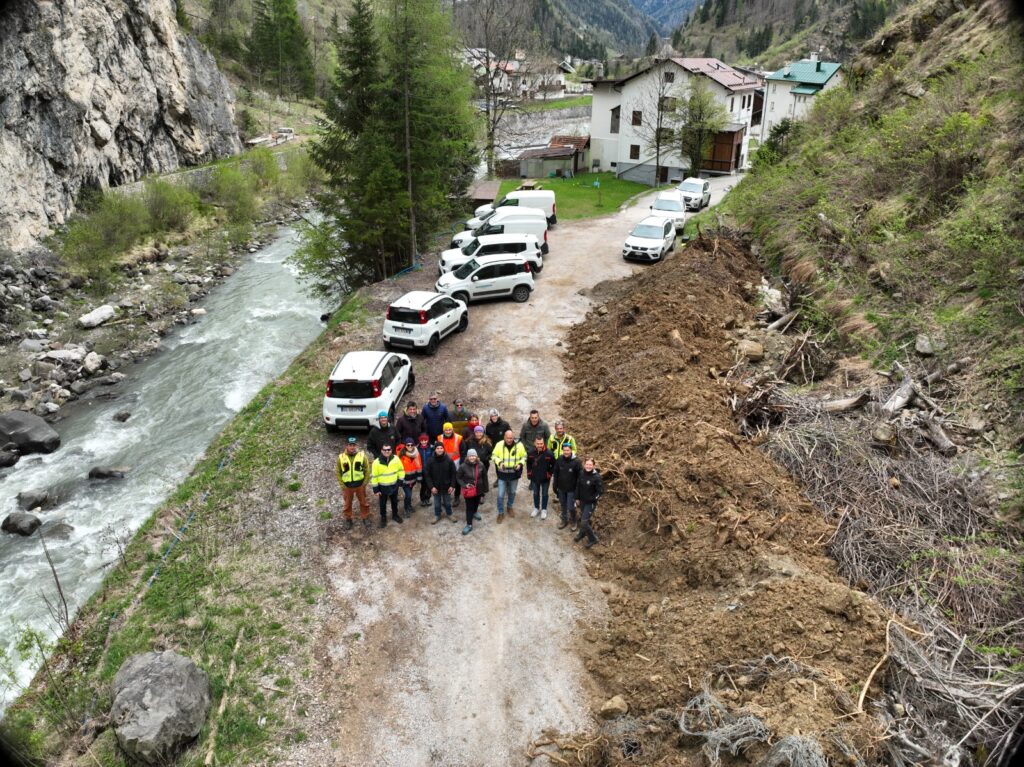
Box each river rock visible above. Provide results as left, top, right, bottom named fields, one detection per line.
left=17, top=489, right=49, bottom=510
left=738, top=339, right=765, bottom=362
left=915, top=334, right=935, bottom=356
left=78, top=305, right=116, bottom=329
left=189, top=307, right=207, bottom=317
left=0, top=449, right=19, bottom=468
left=89, top=466, right=130, bottom=480
left=83, top=351, right=106, bottom=375
left=42, top=520, right=75, bottom=540
left=599, top=695, right=629, bottom=719
left=45, top=348, right=85, bottom=364
left=2, top=512, right=41, bottom=537
left=0, top=411, right=61, bottom=453
left=110, top=651, right=211, bottom=766
left=19, top=338, right=48, bottom=353
left=113, top=410, right=132, bottom=422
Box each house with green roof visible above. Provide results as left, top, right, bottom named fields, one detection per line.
left=762, top=56, right=843, bottom=137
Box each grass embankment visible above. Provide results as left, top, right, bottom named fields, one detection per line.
left=516, top=94, right=592, bottom=113
left=496, top=172, right=651, bottom=221
left=1, top=298, right=369, bottom=766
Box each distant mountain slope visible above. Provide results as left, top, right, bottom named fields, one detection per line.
left=545, top=0, right=661, bottom=53
left=628, top=0, right=701, bottom=32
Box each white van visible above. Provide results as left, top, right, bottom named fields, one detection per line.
left=451, top=207, right=549, bottom=253
left=435, top=255, right=535, bottom=305
left=439, top=233, right=543, bottom=274
left=464, top=202, right=547, bottom=231
left=474, top=190, right=557, bottom=224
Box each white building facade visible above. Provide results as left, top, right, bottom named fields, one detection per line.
left=762, top=57, right=843, bottom=136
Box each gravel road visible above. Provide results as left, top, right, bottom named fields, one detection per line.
left=281, top=178, right=734, bottom=765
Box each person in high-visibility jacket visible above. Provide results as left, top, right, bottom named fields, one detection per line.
left=336, top=436, right=370, bottom=530
left=547, top=420, right=577, bottom=457
left=398, top=437, right=423, bottom=518
left=491, top=429, right=527, bottom=523
left=371, top=444, right=406, bottom=528
left=440, top=422, right=463, bottom=508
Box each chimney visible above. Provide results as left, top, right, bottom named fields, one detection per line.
left=816, top=60, right=822, bottom=72
left=784, top=63, right=791, bottom=77
left=809, top=51, right=819, bottom=62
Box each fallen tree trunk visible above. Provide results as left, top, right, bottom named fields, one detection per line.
left=920, top=414, right=959, bottom=456
left=882, top=376, right=915, bottom=416
left=766, top=310, right=800, bottom=333
left=822, top=391, right=871, bottom=414
left=924, top=357, right=971, bottom=386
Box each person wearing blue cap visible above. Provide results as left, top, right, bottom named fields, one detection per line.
left=367, top=410, right=400, bottom=459
left=336, top=436, right=371, bottom=530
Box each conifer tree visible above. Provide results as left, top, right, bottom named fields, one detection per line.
left=248, top=0, right=315, bottom=98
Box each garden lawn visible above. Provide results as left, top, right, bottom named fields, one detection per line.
left=496, top=172, right=651, bottom=221
left=517, top=94, right=592, bottom=112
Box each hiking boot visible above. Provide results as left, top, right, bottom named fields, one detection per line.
left=462, top=525, right=473, bottom=536
left=474, top=513, right=482, bottom=521
left=392, top=513, right=403, bottom=524
left=530, top=508, right=539, bottom=518
left=557, top=520, right=568, bottom=530
left=574, top=531, right=585, bottom=543
left=540, top=509, right=547, bottom=520
left=431, top=515, right=442, bottom=525
left=449, top=514, right=457, bottom=523
left=507, top=507, right=516, bottom=518
left=497, top=513, right=505, bottom=524
left=379, top=517, right=387, bottom=528
left=344, top=519, right=354, bottom=530
left=405, top=508, right=413, bottom=519
left=585, top=538, right=598, bottom=549
left=420, top=499, right=431, bottom=507
left=571, top=523, right=579, bottom=532
left=362, top=518, right=371, bottom=528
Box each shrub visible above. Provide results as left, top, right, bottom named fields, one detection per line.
left=62, top=193, right=151, bottom=277
left=247, top=147, right=280, bottom=190
left=210, top=164, right=258, bottom=225
left=144, top=179, right=199, bottom=232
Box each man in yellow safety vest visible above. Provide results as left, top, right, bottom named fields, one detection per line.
left=336, top=436, right=370, bottom=530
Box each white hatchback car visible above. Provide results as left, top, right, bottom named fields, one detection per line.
left=435, top=254, right=535, bottom=304
left=650, top=192, right=687, bottom=232
left=383, top=291, right=467, bottom=355
left=322, top=351, right=415, bottom=431
left=622, top=216, right=675, bottom=263
left=439, top=234, right=543, bottom=274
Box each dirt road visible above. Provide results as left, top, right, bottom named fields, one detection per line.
left=280, top=186, right=719, bottom=766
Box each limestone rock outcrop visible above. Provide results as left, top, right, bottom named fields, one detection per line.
left=0, top=0, right=241, bottom=251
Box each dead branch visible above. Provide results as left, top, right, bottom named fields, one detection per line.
left=881, top=375, right=915, bottom=416
left=924, top=357, right=971, bottom=386
left=766, top=309, right=800, bottom=333
left=919, top=414, right=959, bottom=457
left=821, top=391, right=871, bottom=414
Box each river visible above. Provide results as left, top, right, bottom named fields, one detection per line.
left=0, top=227, right=325, bottom=713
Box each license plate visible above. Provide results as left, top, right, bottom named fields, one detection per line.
left=338, top=405, right=363, bottom=412
left=395, top=327, right=413, bottom=334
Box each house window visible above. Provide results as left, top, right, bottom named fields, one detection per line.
left=772, top=83, right=777, bottom=93
left=610, top=106, right=620, bottom=134
left=664, top=71, right=675, bottom=83
left=629, top=144, right=640, bottom=160
left=632, top=110, right=642, bottom=126
left=770, top=101, right=775, bottom=111
left=730, top=97, right=735, bottom=112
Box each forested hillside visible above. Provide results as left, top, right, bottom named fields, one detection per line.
left=675, top=0, right=905, bottom=67
left=629, top=0, right=700, bottom=32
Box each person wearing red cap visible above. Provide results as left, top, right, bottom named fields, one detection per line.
left=416, top=433, right=433, bottom=507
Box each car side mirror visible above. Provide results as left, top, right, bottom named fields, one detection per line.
left=471, top=276, right=479, bottom=282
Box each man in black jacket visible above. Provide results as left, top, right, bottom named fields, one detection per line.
left=526, top=436, right=555, bottom=520
left=575, top=458, right=604, bottom=548
left=551, top=443, right=582, bottom=530
left=484, top=408, right=511, bottom=446
left=367, top=411, right=400, bottom=459
left=424, top=442, right=457, bottom=523
left=396, top=401, right=425, bottom=444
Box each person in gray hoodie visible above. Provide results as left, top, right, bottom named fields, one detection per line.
left=519, top=409, right=550, bottom=447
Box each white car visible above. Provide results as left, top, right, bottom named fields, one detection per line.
left=650, top=192, right=687, bottom=231
left=451, top=207, right=549, bottom=252
left=678, top=177, right=711, bottom=210
left=622, top=216, right=675, bottom=263
left=322, top=350, right=415, bottom=431
left=474, top=189, right=557, bottom=224
left=435, top=254, right=535, bottom=304
left=383, top=291, right=467, bottom=355
left=439, top=234, right=543, bottom=274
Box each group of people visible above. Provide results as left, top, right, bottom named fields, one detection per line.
left=334, top=393, right=604, bottom=546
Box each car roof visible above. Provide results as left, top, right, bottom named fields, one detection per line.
left=488, top=206, right=546, bottom=220
left=655, top=191, right=684, bottom=201
left=637, top=215, right=673, bottom=227
left=332, top=350, right=391, bottom=379
left=476, top=233, right=539, bottom=245
left=390, top=290, right=444, bottom=309
left=507, top=189, right=555, bottom=199
left=471, top=253, right=533, bottom=264
left=681, top=177, right=705, bottom=185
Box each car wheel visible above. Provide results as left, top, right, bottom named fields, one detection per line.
left=457, top=313, right=469, bottom=332
left=453, top=291, right=470, bottom=306
left=407, top=371, right=416, bottom=392
left=425, top=334, right=440, bottom=356
left=512, top=284, right=530, bottom=303
left=533, top=263, right=543, bottom=274
left=388, top=403, right=396, bottom=422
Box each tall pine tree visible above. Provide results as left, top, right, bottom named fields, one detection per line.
left=248, top=0, right=315, bottom=98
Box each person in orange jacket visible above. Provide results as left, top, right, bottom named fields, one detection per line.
left=398, top=437, right=423, bottom=518
left=440, top=422, right=463, bottom=507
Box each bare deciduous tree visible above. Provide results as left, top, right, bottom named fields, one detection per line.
left=628, top=61, right=681, bottom=184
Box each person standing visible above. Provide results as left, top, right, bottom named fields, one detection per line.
left=520, top=409, right=551, bottom=448
left=367, top=411, right=400, bottom=459
left=335, top=436, right=371, bottom=530
left=460, top=414, right=482, bottom=442
left=547, top=420, right=577, bottom=456
left=440, top=422, right=463, bottom=507
left=527, top=436, right=555, bottom=520
left=396, top=401, right=425, bottom=444
left=574, top=458, right=604, bottom=547
left=398, top=438, right=423, bottom=518
left=425, top=441, right=457, bottom=523
left=461, top=425, right=492, bottom=467
left=416, top=433, right=433, bottom=507
left=551, top=443, right=582, bottom=530
left=491, top=429, right=527, bottom=523
left=370, top=444, right=405, bottom=528
left=451, top=398, right=470, bottom=422
left=422, top=392, right=450, bottom=441
left=457, top=448, right=489, bottom=535
left=484, top=408, right=511, bottom=446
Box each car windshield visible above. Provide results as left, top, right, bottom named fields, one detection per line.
left=460, top=238, right=479, bottom=255
left=477, top=209, right=496, bottom=223
left=680, top=181, right=703, bottom=194
left=653, top=198, right=683, bottom=212
left=631, top=224, right=665, bottom=239
left=453, top=259, right=479, bottom=279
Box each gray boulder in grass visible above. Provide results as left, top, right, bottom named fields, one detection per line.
left=110, top=651, right=211, bottom=765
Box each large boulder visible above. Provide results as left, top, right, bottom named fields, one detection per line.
left=89, top=466, right=130, bottom=480
left=79, top=305, right=116, bottom=329
left=110, top=651, right=211, bottom=765
left=0, top=411, right=61, bottom=454
left=2, top=512, right=41, bottom=536
left=17, top=489, right=50, bottom=510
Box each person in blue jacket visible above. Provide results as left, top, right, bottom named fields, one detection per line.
left=422, top=391, right=450, bottom=441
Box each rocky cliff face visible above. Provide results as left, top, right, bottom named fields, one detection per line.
left=0, top=0, right=241, bottom=251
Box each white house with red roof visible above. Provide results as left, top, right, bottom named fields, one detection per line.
left=589, top=57, right=760, bottom=183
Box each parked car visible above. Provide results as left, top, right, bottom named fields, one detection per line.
left=435, top=254, right=535, bottom=304
left=650, top=191, right=687, bottom=232
left=622, top=216, right=675, bottom=263
left=439, top=234, right=543, bottom=274
left=678, top=177, right=711, bottom=210
left=383, top=291, right=468, bottom=355
left=451, top=207, right=549, bottom=253
left=323, top=351, right=415, bottom=431
left=474, top=189, right=557, bottom=224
